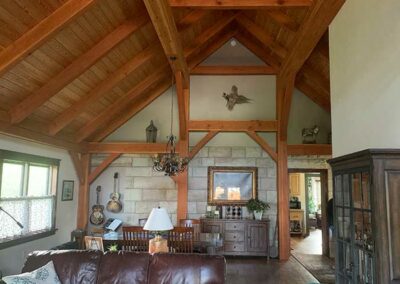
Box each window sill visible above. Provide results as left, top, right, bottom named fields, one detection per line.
left=0, top=229, right=57, bottom=250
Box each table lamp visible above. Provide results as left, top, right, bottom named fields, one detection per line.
left=143, top=207, right=173, bottom=254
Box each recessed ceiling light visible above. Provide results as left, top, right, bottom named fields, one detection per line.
left=230, top=39, right=237, bottom=47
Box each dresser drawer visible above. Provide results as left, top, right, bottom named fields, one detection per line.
left=225, top=222, right=245, bottom=231
left=224, top=242, right=245, bottom=252
left=225, top=232, right=245, bottom=242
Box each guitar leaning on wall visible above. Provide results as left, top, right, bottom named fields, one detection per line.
left=90, top=186, right=105, bottom=225
left=106, top=172, right=122, bottom=213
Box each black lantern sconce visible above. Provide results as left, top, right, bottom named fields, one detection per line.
left=146, top=120, right=158, bottom=143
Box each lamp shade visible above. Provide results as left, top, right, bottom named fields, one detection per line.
left=143, top=207, right=173, bottom=231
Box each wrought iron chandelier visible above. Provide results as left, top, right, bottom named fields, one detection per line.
left=152, top=65, right=189, bottom=176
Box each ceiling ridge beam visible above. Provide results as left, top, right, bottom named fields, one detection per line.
left=91, top=79, right=171, bottom=142
left=191, top=65, right=277, bottom=75
left=8, top=16, right=149, bottom=125
left=144, top=0, right=190, bottom=87
left=0, top=0, right=97, bottom=78
left=278, top=0, right=345, bottom=80
left=48, top=44, right=159, bottom=136
left=235, top=14, right=287, bottom=58
left=168, top=0, right=313, bottom=8
left=75, top=66, right=169, bottom=142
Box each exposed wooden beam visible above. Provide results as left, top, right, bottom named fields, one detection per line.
left=143, top=0, right=190, bottom=87
left=9, top=17, right=148, bottom=124
left=264, top=10, right=299, bottom=32
left=169, top=0, right=313, bottom=8
left=87, top=142, right=179, bottom=154
left=246, top=131, right=277, bottom=161
left=191, top=65, right=276, bottom=75
left=188, top=26, right=237, bottom=69
left=176, top=10, right=209, bottom=31
left=175, top=71, right=188, bottom=140
left=184, top=12, right=237, bottom=58
left=76, top=153, right=90, bottom=230
left=287, top=144, right=332, bottom=156
left=235, top=31, right=281, bottom=70
left=277, top=75, right=295, bottom=141
left=189, top=120, right=278, bottom=132
left=0, top=119, right=85, bottom=152
left=278, top=0, right=345, bottom=80
left=296, top=76, right=330, bottom=112
left=236, top=15, right=287, bottom=58
left=75, top=67, right=168, bottom=142
left=189, top=131, right=218, bottom=159
left=90, top=79, right=171, bottom=142
left=0, top=0, right=97, bottom=77
left=69, top=151, right=84, bottom=184
left=88, top=153, right=121, bottom=184
left=48, top=45, right=157, bottom=136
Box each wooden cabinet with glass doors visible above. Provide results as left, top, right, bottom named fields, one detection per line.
left=329, top=149, right=400, bottom=284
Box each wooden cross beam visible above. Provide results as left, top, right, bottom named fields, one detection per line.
left=168, top=0, right=313, bottom=8
left=191, top=65, right=277, bottom=75
left=189, top=120, right=278, bottom=132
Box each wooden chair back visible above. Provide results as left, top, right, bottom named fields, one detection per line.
left=179, top=219, right=201, bottom=243
left=122, top=226, right=149, bottom=252
left=168, top=226, right=194, bottom=253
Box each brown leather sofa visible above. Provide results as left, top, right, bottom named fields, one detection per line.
left=22, top=250, right=225, bottom=284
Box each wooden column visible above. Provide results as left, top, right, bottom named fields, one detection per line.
left=76, top=153, right=90, bottom=230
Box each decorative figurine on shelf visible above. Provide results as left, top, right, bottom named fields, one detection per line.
left=222, top=85, right=251, bottom=111
left=302, top=125, right=320, bottom=144
left=146, top=120, right=158, bottom=143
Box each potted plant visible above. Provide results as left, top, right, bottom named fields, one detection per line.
left=246, top=198, right=270, bottom=220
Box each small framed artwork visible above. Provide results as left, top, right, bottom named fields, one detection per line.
left=62, top=180, right=74, bottom=201
left=84, top=236, right=104, bottom=251
left=208, top=166, right=258, bottom=205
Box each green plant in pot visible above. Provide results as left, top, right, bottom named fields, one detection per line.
left=246, top=198, right=270, bottom=220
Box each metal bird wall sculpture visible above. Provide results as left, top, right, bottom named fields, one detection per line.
left=222, top=85, right=252, bottom=111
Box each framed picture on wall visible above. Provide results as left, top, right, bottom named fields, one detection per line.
left=62, top=180, right=74, bottom=201
left=208, top=166, right=258, bottom=205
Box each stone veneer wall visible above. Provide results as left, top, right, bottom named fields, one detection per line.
left=187, top=146, right=278, bottom=245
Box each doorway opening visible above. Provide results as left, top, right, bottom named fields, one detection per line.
left=288, top=169, right=335, bottom=283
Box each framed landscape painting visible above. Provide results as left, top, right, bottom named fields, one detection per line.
left=208, top=167, right=258, bottom=205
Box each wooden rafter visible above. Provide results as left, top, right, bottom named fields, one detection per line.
left=189, top=120, right=277, bottom=132
left=236, top=15, right=287, bottom=58
left=88, top=153, right=121, bottom=184
left=87, top=142, right=179, bottom=154
left=176, top=10, right=209, bottom=31
left=278, top=0, right=346, bottom=80
left=9, top=17, right=148, bottom=124
left=48, top=45, right=158, bottom=136
left=91, top=79, right=171, bottom=142
left=168, top=0, right=313, bottom=8
left=235, top=31, right=281, bottom=70
left=143, top=0, right=190, bottom=87
left=175, top=71, right=188, bottom=140
left=287, top=144, right=332, bottom=156
left=295, top=77, right=330, bottom=112
left=189, top=131, right=218, bottom=159
left=188, top=25, right=237, bottom=69
left=0, top=0, right=97, bottom=78
left=75, top=66, right=168, bottom=142
left=263, top=10, right=299, bottom=32
left=191, top=65, right=276, bottom=75
left=246, top=131, right=277, bottom=161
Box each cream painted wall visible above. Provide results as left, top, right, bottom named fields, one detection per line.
left=330, top=0, right=400, bottom=157
left=0, top=135, right=79, bottom=275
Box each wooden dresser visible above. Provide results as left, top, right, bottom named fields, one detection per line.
left=201, top=218, right=269, bottom=257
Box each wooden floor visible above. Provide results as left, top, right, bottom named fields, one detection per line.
left=226, top=256, right=319, bottom=284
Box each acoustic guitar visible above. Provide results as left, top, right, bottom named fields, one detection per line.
left=90, top=186, right=105, bottom=225
left=106, top=172, right=122, bottom=213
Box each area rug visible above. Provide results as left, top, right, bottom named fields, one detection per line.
left=291, top=251, right=335, bottom=284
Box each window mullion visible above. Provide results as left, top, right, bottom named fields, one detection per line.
left=23, top=162, right=29, bottom=196
left=0, top=158, right=3, bottom=198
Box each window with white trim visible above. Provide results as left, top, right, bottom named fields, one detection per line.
left=0, top=150, right=59, bottom=248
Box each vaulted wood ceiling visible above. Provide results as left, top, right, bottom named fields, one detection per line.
left=0, top=0, right=334, bottom=151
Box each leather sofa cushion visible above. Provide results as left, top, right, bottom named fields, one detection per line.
left=22, top=250, right=101, bottom=284
left=97, top=251, right=150, bottom=284
left=148, top=253, right=226, bottom=284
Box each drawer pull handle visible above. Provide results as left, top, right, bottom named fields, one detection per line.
left=234, top=246, right=236, bottom=249
left=234, top=236, right=236, bottom=238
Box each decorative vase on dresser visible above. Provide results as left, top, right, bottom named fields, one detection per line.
left=328, top=149, right=400, bottom=284
left=201, top=218, right=270, bottom=257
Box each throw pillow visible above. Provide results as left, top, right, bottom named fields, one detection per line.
left=3, top=261, right=61, bottom=284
